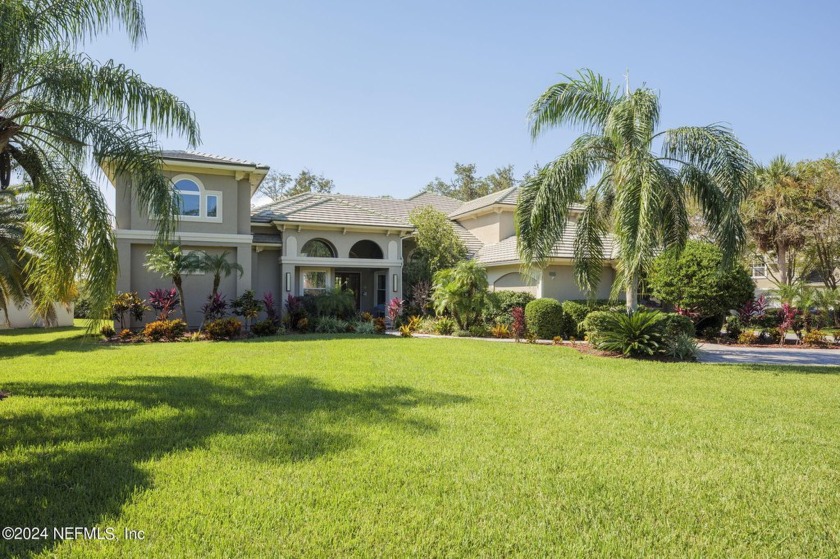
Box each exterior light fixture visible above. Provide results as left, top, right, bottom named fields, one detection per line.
left=392, top=274, right=398, bottom=292
left=285, top=272, right=291, bottom=292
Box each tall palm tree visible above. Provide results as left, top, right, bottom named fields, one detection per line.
left=0, top=189, right=26, bottom=325
left=145, top=246, right=202, bottom=321
left=517, top=70, right=754, bottom=309
left=0, top=1, right=200, bottom=321
left=200, top=250, right=244, bottom=297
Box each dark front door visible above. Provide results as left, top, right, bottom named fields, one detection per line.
left=334, top=272, right=361, bottom=310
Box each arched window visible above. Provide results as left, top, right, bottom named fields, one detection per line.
left=349, top=240, right=383, bottom=259
left=172, top=174, right=222, bottom=221
left=175, top=178, right=201, bottom=217
left=300, top=238, right=337, bottom=258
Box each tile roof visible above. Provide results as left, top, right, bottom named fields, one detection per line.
left=251, top=193, right=413, bottom=228
left=160, top=150, right=269, bottom=169
left=449, top=187, right=519, bottom=217
left=252, top=233, right=283, bottom=245
left=475, top=223, right=617, bottom=264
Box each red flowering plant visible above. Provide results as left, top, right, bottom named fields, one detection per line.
left=148, top=288, right=179, bottom=320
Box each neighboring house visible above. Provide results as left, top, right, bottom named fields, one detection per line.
left=749, top=258, right=837, bottom=296
left=1, top=303, right=74, bottom=330
left=109, top=151, right=621, bottom=327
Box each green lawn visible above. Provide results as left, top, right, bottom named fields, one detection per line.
left=1, top=326, right=839, bottom=558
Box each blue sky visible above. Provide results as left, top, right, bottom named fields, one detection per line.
left=87, top=0, right=840, bottom=202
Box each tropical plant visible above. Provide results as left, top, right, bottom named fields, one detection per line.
left=142, top=319, right=187, bottom=342
left=262, top=291, right=279, bottom=325
left=387, top=297, right=404, bottom=325
left=0, top=0, right=199, bottom=322
left=199, top=250, right=244, bottom=296
left=148, top=288, right=179, bottom=320
left=399, top=324, right=413, bottom=338
left=491, top=322, right=510, bottom=339
left=510, top=306, right=526, bottom=341
left=801, top=330, right=830, bottom=348
left=517, top=70, right=753, bottom=309
left=433, top=316, right=456, bottom=335
left=145, top=246, right=202, bottom=320
left=588, top=310, right=666, bottom=357
left=200, top=292, right=228, bottom=322
left=0, top=189, right=27, bottom=326
left=111, top=291, right=149, bottom=330
left=431, top=261, right=489, bottom=330
left=315, top=288, right=355, bottom=318
left=251, top=319, right=279, bottom=337
left=204, top=317, right=242, bottom=340
left=665, top=332, right=699, bottom=362
left=315, top=316, right=350, bottom=334
left=232, top=290, right=262, bottom=331
left=812, top=288, right=839, bottom=328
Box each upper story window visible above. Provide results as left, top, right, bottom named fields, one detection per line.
left=172, top=175, right=222, bottom=222
left=349, top=240, right=383, bottom=259
left=300, top=238, right=337, bottom=258
left=750, top=260, right=767, bottom=279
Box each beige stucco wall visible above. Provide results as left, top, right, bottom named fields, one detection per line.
left=252, top=248, right=282, bottom=300
left=454, top=209, right=515, bottom=245
left=539, top=264, right=619, bottom=301
left=487, top=264, right=539, bottom=296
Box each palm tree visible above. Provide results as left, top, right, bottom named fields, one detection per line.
left=0, top=189, right=26, bottom=326
left=200, top=250, right=244, bottom=297
left=0, top=0, right=200, bottom=321
left=145, top=246, right=202, bottom=321
left=517, top=70, right=754, bottom=309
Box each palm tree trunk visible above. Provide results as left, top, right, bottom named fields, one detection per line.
left=175, top=278, right=187, bottom=321
left=212, top=274, right=220, bottom=297
left=777, top=244, right=788, bottom=285
left=626, top=273, right=639, bottom=311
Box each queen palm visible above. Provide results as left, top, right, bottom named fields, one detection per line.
left=200, top=250, right=244, bottom=297
left=145, top=245, right=202, bottom=321
left=517, top=70, right=754, bottom=309
left=0, top=1, right=200, bottom=321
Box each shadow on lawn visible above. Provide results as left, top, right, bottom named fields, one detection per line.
left=0, top=374, right=470, bottom=558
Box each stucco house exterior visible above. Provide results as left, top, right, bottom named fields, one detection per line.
left=109, top=151, right=621, bottom=327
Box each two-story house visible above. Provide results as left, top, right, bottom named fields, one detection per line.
left=109, top=151, right=621, bottom=327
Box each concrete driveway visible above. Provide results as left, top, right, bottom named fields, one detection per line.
left=698, top=343, right=840, bottom=367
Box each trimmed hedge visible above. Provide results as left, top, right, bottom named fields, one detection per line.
left=561, top=299, right=624, bottom=337
left=524, top=299, right=565, bottom=339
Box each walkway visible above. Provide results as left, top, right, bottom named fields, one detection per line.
left=698, top=343, right=839, bottom=367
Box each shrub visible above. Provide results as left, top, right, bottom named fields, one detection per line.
left=315, top=316, right=349, bottom=333
left=468, top=323, right=489, bottom=338
left=510, top=306, right=526, bottom=341
left=354, top=321, right=375, bottom=334
left=414, top=317, right=438, bottom=334
left=388, top=297, right=404, bottom=325
left=700, top=325, right=720, bottom=340
left=148, top=288, right=179, bottom=320
left=143, top=319, right=187, bottom=341
left=491, top=323, right=510, bottom=339
left=524, top=299, right=564, bottom=339
left=296, top=317, right=310, bottom=332
left=665, top=332, right=699, bottom=361
left=399, top=324, right=413, bottom=337
left=286, top=295, right=308, bottom=328
left=762, top=329, right=783, bottom=345
left=251, top=319, right=279, bottom=337
left=262, top=292, right=280, bottom=325
left=580, top=311, right=615, bottom=339
left=232, top=290, right=262, bottom=330
left=487, top=291, right=535, bottom=324
left=315, top=288, right=355, bottom=319
left=204, top=318, right=242, bottom=340
left=802, top=330, right=830, bottom=348
left=407, top=315, right=422, bottom=332
left=118, top=328, right=134, bottom=341
left=359, top=312, right=373, bottom=323
left=112, top=291, right=149, bottom=329
left=552, top=336, right=563, bottom=345
left=561, top=299, right=623, bottom=337
left=433, top=316, right=456, bottom=335
left=661, top=313, right=695, bottom=340
left=588, top=311, right=666, bottom=357
left=373, top=317, right=386, bottom=334
left=100, top=324, right=115, bottom=338
left=201, top=292, right=228, bottom=321
left=724, top=315, right=743, bottom=339
left=647, top=240, right=755, bottom=327
left=738, top=330, right=759, bottom=345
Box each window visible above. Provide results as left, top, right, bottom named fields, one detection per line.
left=300, top=239, right=336, bottom=258
left=375, top=273, right=386, bottom=306
left=206, top=195, right=218, bottom=218
left=303, top=270, right=327, bottom=295
left=751, top=261, right=767, bottom=279
left=175, top=179, right=200, bottom=217
left=171, top=175, right=222, bottom=222
left=349, top=240, right=383, bottom=259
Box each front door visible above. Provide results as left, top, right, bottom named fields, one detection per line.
left=334, top=272, right=361, bottom=310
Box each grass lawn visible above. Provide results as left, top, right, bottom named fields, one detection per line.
left=1, top=325, right=839, bottom=558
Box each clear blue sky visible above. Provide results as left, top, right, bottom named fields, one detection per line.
left=87, top=0, right=840, bottom=202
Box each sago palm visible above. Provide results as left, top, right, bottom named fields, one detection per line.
left=517, top=70, right=754, bottom=308
left=145, top=245, right=202, bottom=321
left=0, top=0, right=200, bottom=320
left=200, top=250, right=244, bottom=297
